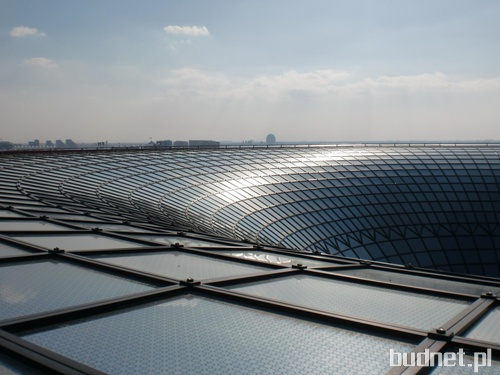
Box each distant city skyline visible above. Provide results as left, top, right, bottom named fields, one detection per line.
left=1, top=0, right=500, bottom=143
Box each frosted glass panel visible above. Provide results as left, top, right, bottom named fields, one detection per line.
left=331, top=268, right=500, bottom=296
left=130, top=235, right=234, bottom=247
left=69, top=222, right=150, bottom=232
left=10, top=233, right=141, bottom=251
left=212, top=250, right=336, bottom=267
left=227, top=275, right=469, bottom=330
left=0, top=351, right=46, bottom=375
left=430, top=352, right=500, bottom=374
left=0, top=211, right=27, bottom=218
left=92, top=251, right=269, bottom=280
left=0, top=220, right=71, bottom=231
left=464, top=306, right=500, bottom=344
left=0, top=243, right=39, bottom=257
left=0, top=259, right=156, bottom=320
left=21, top=295, right=415, bottom=375
left=34, top=214, right=103, bottom=222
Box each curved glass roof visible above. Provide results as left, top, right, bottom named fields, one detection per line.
left=0, top=145, right=499, bottom=374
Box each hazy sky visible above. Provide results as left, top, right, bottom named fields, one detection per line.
left=1, top=0, right=500, bottom=143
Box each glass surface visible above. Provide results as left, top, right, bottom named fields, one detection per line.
left=464, top=306, right=500, bottom=344
left=128, top=235, right=234, bottom=247
left=227, top=275, right=469, bottom=330
left=21, top=295, right=414, bottom=375
left=10, top=233, right=142, bottom=251
left=0, top=242, right=39, bottom=257
left=20, top=206, right=72, bottom=213
left=0, top=220, right=72, bottom=231
left=0, top=351, right=47, bottom=375
left=430, top=352, right=500, bottom=374
left=7, top=201, right=45, bottom=207
left=0, top=259, right=157, bottom=321
left=212, top=249, right=337, bottom=267
left=0, top=211, right=27, bottom=218
left=330, top=268, right=500, bottom=296
left=92, top=251, right=270, bottom=280
left=68, top=222, right=150, bottom=232
left=32, top=214, right=104, bottom=222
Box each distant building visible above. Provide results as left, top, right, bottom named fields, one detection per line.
left=266, top=134, right=276, bottom=144
left=189, top=140, right=220, bottom=148
left=55, top=140, right=65, bottom=148
left=156, top=140, right=173, bottom=147
left=173, top=141, right=188, bottom=147
left=28, top=139, right=40, bottom=147
left=46, top=140, right=54, bottom=147
left=65, top=139, right=77, bottom=149
left=0, top=141, right=13, bottom=150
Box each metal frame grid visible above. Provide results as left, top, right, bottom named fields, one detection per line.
left=1, top=145, right=498, bottom=276
left=0, top=145, right=499, bottom=374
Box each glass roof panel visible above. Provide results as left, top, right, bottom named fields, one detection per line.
left=0, top=220, right=72, bottom=231
left=209, top=249, right=337, bottom=267
left=330, top=268, right=500, bottom=296
left=0, top=242, right=40, bottom=257
left=28, top=214, right=104, bottom=222
left=10, top=234, right=142, bottom=251
left=0, top=211, right=28, bottom=218
left=227, top=275, right=469, bottom=330
left=429, top=350, right=500, bottom=374
left=463, top=306, right=500, bottom=344
left=92, top=251, right=269, bottom=280
left=0, top=351, right=47, bottom=375
left=21, top=294, right=415, bottom=375
left=127, top=235, right=235, bottom=247
left=67, top=222, right=152, bottom=232
left=0, top=259, right=157, bottom=321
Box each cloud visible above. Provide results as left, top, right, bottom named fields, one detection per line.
left=23, top=57, right=57, bottom=68
left=159, top=69, right=500, bottom=101
left=10, top=26, right=46, bottom=38
left=163, top=25, right=210, bottom=36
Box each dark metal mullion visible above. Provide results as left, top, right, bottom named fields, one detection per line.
left=68, top=245, right=172, bottom=255
left=0, top=215, right=95, bottom=234
left=0, top=252, right=50, bottom=264
left=0, top=233, right=56, bottom=252
left=440, top=297, right=496, bottom=335
left=303, top=268, right=476, bottom=300
left=1, top=285, right=185, bottom=332
left=311, top=264, right=387, bottom=271
left=37, top=217, right=107, bottom=230
left=58, top=252, right=178, bottom=285
left=69, top=229, right=169, bottom=247
left=367, top=264, right=500, bottom=287
left=203, top=267, right=298, bottom=286
left=197, top=284, right=427, bottom=341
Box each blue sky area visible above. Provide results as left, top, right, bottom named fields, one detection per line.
left=1, top=0, right=499, bottom=143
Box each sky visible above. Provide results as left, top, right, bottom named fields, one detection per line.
left=1, top=0, right=500, bottom=143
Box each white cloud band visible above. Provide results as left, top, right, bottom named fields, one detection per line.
left=164, top=25, right=209, bottom=36
left=159, top=69, right=500, bottom=100
left=23, top=57, right=57, bottom=68
left=10, top=26, right=46, bottom=38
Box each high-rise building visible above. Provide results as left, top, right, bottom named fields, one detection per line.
left=0, top=144, right=498, bottom=374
